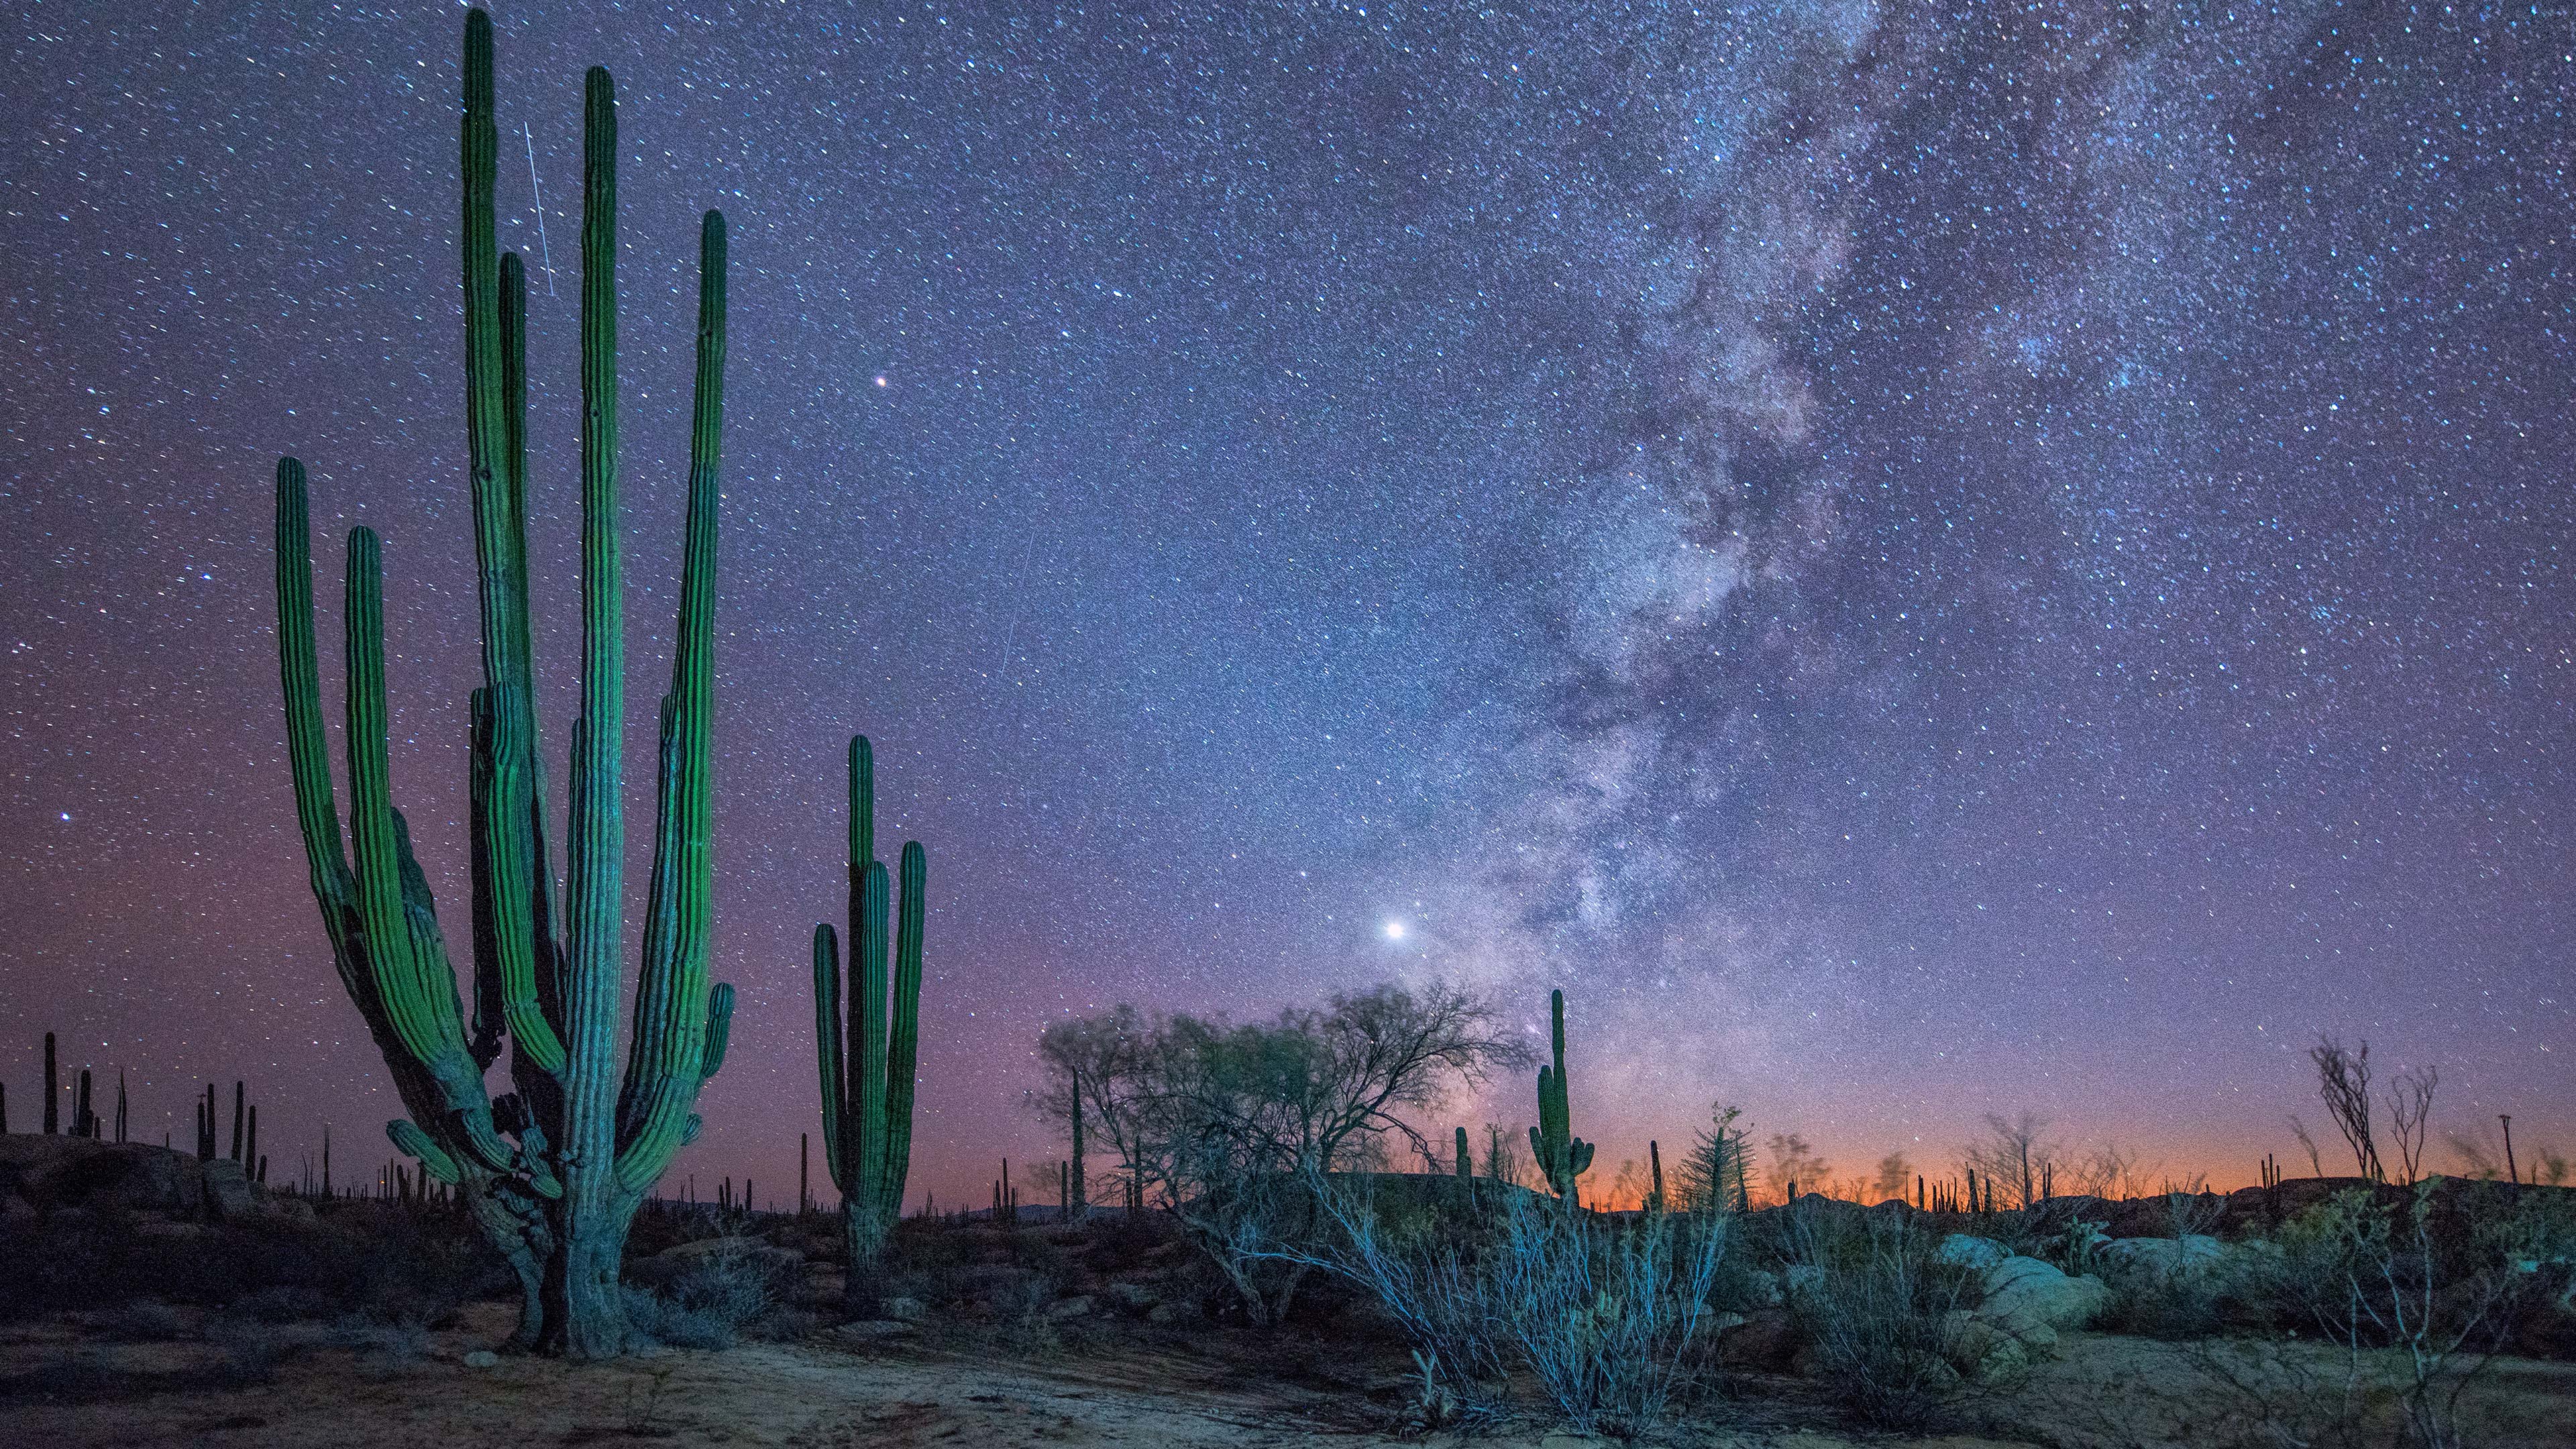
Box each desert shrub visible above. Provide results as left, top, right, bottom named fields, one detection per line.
left=621, top=1242, right=795, bottom=1350
left=1782, top=1199, right=1986, bottom=1431
left=1258, top=1171, right=1734, bottom=1435
left=1485, top=1193, right=1733, bottom=1434
left=2256, top=1182, right=2576, bottom=1448
left=1040, top=983, right=1529, bottom=1326
left=2101, top=1251, right=2231, bottom=1340
left=1010, top=1228, right=1074, bottom=1281
left=330, top=1312, right=434, bottom=1373
left=1079, top=1210, right=1171, bottom=1273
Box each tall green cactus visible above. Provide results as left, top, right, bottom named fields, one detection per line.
left=1529, top=988, right=1593, bottom=1201
left=270, top=8, right=733, bottom=1357
left=812, top=736, right=926, bottom=1305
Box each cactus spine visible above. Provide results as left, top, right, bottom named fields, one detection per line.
left=1528, top=989, right=1593, bottom=1201
left=270, top=8, right=733, bottom=1357
left=812, top=736, right=926, bottom=1303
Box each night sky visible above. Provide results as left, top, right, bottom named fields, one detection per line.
left=3, top=2, right=2571, bottom=1210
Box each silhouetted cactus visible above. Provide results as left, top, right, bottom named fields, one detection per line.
left=1527, top=989, right=1593, bottom=1201
left=812, top=736, right=927, bottom=1300
left=42, top=1032, right=57, bottom=1135
left=269, top=8, right=734, bottom=1356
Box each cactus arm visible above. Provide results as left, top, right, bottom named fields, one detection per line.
left=457, top=12, right=565, bottom=1078
left=853, top=859, right=893, bottom=1214
left=699, top=982, right=734, bottom=1081
left=812, top=923, right=848, bottom=1185
left=882, top=839, right=926, bottom=1217
left=613, top=208, right=727, bottom=1193
left=341, top=528, right=441, bottom=1067
left=849, top=736, right=875, bottom=877
left=563, top=60, right=625, bottom=1146
left=503, top=250, right=569, bottom=1036
left=272, top=460, right=356, bottom=933
left=390, top=1118, right=462, bottom=1184
left=557, top=63, right=627, bottom=1203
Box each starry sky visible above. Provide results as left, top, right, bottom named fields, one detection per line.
left=3, top=1, right=2571, bottom=1209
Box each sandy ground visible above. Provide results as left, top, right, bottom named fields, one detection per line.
left=5, top=1301, right=2575, bottom=1449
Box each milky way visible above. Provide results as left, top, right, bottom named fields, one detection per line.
left=3, top=2, right=2570, bottom=1207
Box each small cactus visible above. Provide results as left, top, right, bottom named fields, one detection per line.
left=1527, top=989, right=1593, bottom=1201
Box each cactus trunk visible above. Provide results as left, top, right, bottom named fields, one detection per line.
left=268, top=9, right=733, bottom=1358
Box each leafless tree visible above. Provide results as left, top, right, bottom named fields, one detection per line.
left=1764, top=1132, right=1832, bottom=1202
left=1967, top=1112, right=2060, bottom=1210
left=1033, top=1006, right=1159, bottom=1210
left=2387, top=1065, right=2438, bottom=1186
left=1039, top=982, right=1529, bottom=1325
left=2310, top=1035, right=2385, bottom=1181
left=1871, top=1152, right=1915, bottom=1203
left=2290, top=1115, right=2326, bottom=1177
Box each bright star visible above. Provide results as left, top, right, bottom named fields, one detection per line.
left=873, top=375, right=889, bottom=388
left=1383, top=920, right=1406, bottom=941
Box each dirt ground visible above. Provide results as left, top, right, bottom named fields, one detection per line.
left=6, top=1298, right=2576, bottom=1449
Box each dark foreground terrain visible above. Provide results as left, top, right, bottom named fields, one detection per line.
left=5, top=1133, right=2573, bottom=1447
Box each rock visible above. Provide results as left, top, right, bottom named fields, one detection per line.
left=136, top=1219, right=207, bottom=1238
left=1044, top=1295, right=1093, bottom=1322
left=463, top=1350, right=501, bottom=1368
left=202, top=1159, right=258, bottom=1220
left=1715, top=1308, right=1797, bottom=1371
left=1978, top=1254, right=2104, bottom=1339
left=1780, top=1264, right=1824, bottom=1303
left=2100, top=1234, right=2227, bottom=1276
left=1104, top=1281, right=1159, bottom=1313
left=0, top=1135, right=207, bottom=1215
left=1538, top=1436, right=1613, bottom=1449
left=1943, top=1313, right=2031, bottom=1384
left=1145, top=1301, right=1183, bottom=1325
left=879, top=1295, right=926, bottom=1324
left=1936, top=1234, right=2009, bottom=1271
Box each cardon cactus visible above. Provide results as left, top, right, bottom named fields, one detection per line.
left=270, top=9, right=733, bottom=1357
left=1529, top=989, right=1593, bottom=1201
left=812, top=737, right=926, bottom=1303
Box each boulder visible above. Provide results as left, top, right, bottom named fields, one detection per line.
left=1044, top=1295, right=1094, bottom=1322
left=202, top=1159, right=258, bottom=1220
left=1936, top=1234, right=2008, bottom=1271
left=879, top=1295, right=927, bottom=1324
left=2099, top=1234, right=2227, bottom=1277
left=1942, top=1312, right=2030, bottom=1385
left=1715, top=1308, right=1799, bottom=1371
left=0, top=1135, right=207, bottom=1216
left=1978, top=1254, right=2105, bottom=1339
